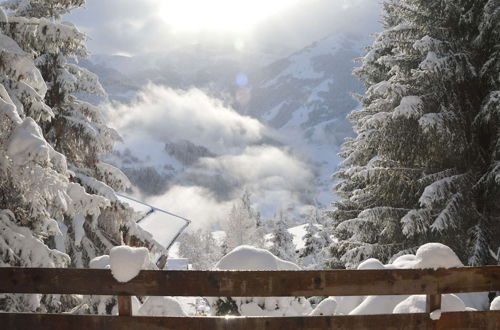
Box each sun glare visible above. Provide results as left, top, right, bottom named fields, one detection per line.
left=159, top=0, right=298, bottom=32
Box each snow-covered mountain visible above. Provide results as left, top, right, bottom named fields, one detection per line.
left=243, top=34, right=365, bottom=144
left=240, top=34, right=367, bottom=204
left=83, top=33, right=368, bottom=220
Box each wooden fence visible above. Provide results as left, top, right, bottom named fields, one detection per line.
left=0, top=266, right=499, bottom=329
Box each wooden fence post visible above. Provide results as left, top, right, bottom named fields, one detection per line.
left=426, top=294, right=441, bottom=314
left=426, top=293, right=441, bottom=329
left=118, top=296, right=132, bottom=316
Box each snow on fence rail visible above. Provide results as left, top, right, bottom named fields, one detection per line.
left=0, top=266, right=499, bottom=329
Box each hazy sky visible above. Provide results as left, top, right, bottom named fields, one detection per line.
left=66, top=0, right=382, bottom=56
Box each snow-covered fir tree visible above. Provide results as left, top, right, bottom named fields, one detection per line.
left=0, top=7, right=107, bottom=312
left=299, top=207, right=331, bottom=269
left=0, top=0, right=163, bottom=271
left=270, top=209, right=296, bottom=262
left=330, top=0, right=500, bottom=268
left=178, top=229, right=222, bottom=270
left=223, top=191, right=263, bottom=250
left=0, top=1, right=164, bottom=314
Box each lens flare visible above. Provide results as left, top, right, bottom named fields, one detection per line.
left=235, top=73, right=249, bottom=87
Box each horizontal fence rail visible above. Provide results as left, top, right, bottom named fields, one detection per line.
left=0, top=266, right=499, bottom=329
left=1, top=266, right=499, bottom=296
left=2, top=312, right=500, bottom=330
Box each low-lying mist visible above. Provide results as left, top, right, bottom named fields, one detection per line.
left=104, top=84, right=318, bottom=229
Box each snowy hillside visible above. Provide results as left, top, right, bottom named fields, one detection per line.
left=243, top=34, right=366, bottom=145
left=241, top=34, right=367, bottom=205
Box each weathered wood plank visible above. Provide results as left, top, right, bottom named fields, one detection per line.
left=0, top=312, right=431, bottom=330
left=0, top=266, right=498, bottom=297
left=1, top=311, right=499, bottom=330
left=436, top=311, right=500, bottom=330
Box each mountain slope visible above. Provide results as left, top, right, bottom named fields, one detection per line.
left=238, top=34, right=367, bottom=205
left=243, top=34, right=366, bottom=146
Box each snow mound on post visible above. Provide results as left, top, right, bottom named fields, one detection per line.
left=110, top=246, right=149, bottom=282
left=491, top=297, right=500, bottom=311
left=215, top=245, right=299, bottom=270
left=138, top=297, right=187, bottom=316
left=430, top=309, right=441, bottom=320
left=413, top=243, right=463, bottom=269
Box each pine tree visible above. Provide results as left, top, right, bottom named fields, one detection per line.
left=0, top=1, right=165, bottom=313
left=0, top=9, right=106, bottom=311
left=300, top=207, right=331, bottom=269
left=223, top=191, right=262, bottom=250
left=330, top=0, right=500, bottom=268
left=178, top=229, right=222, bottom=270
left=270, top=209, right=296, bottom=262
left=0, top=0, right=163, bottom=270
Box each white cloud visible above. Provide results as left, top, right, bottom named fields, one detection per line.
left=106, top=84, right=317, bottom=226
left=146, top=185, right=233, bottom=230
left=198, top=145, right=314, bottom=196
left=201, top=145, right=317, bottom=216
left=106, top=84, right=265, bottom=154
